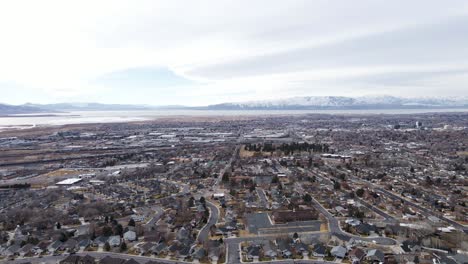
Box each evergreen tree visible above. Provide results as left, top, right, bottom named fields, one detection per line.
left=120, top=241, right=127, bottom=252
left=104, top=242, right=111, bottom=251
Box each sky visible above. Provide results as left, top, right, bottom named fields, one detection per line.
left=0, top=0, right=468, bottom=106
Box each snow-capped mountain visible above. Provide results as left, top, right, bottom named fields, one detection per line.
left=208, top=96, right=468, bottom=110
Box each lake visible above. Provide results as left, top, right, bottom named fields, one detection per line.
left=1, top=108, right=467, bottom=131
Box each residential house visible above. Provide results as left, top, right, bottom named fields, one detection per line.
left=135, top=242, right=156, bottom=255
left=401, top=240, right=422, bottom=253
left=19, top=243, right=35, bottom=257
left=99, top=256, right=126, bottom=264
left=262, top=241, right=278, bottom=259
left=312, top=243, right=327, bottom=258
left=348, top=248, right=366, bottom=263
left=108, top=236, right=121, bottom=247
left=208, top=246, right=221, bottom=263
left=61, top=238, right=78, bottom=252
left=191, top=247, right=206, bottom=261
left=151, top=242, right=168, bottom=256
left=93, top=236, right=109, bottom=248
left=2, top=244, right=21, bottom=257
left=246, top=244, right=261, bottom=261
left=355, top=223, right=377, bottom=236
left=123, top=231, right=137, bottom=242
left=35, top=241, right=50, bottom=255
left=60, top=254, right=95, bottom=264
left=366, top=249, right=385, bottom=263
left=47, top=240, right=63, bottom=254
left=78, top=238, right=92, bottom=251
left=124, top=259, right=139, bottom=264
left=330, top=245, right=347, bottom=259
left=276, top=237, right=293, bottom=258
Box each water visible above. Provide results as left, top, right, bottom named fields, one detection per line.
left=0, top=108, right=467, bottom=131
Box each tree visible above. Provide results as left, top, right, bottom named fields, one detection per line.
left=102, top=226, right=113, bottom=236
left=58, top=231, right=68, bottom=242
left=115, top=224, right=124, bottom=237
left=271, top=176, right=279, bottom=184
left=199, top=197, right=206, bottom=205
left=303, top=194, right=312, bottom=203
left=425, top=176, right=433, bottom=185
left=188, top=197, right=195, bottom=207
left=333, top=181, right=341, bottom=190
left=120, top=241, right=127, bottom=252
left=128, top=218, right=136, bottom=227
left=355, top=188, right=365, bottom=197
left=104, top=242, right=111, bottom=251
left=222, top=172, right=230, bottom=182
left=56, top=222, right=61, bottom=230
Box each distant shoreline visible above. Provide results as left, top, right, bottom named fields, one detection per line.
left=0, top=109, right=467, bottom=134
left=0, top=114, right=80, bottom=118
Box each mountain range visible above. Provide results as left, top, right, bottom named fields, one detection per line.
left=1, top=96, right=468, bottom=115
left=206, top=96, right=468, bottom=110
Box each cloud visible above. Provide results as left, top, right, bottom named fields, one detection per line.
left=0, top=0, right=467, bottom=104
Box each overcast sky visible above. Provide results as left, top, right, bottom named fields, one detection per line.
left=1, top=0, right=468, bottom=106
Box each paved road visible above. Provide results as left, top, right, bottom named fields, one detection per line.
left=197, top=201, right=220, bottom=243
left=325, top=162, right=468, bottom=234
left=376, top=187, right=468, bottom=233
left=256, top=187, right=269, bottom=208
left=225, top=237, right=338, bottom=264
left=309, top=196, right=397, bottom=245
left=8, top=251, right=192, bottom=264
left=225, top=240, right=242, bottom=264
left=145, top=206, right=165, bottom=231
left=354, top=196, right=395, bottom=222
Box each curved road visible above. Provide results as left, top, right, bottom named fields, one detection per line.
left=197, top=201, right=220, bottom=243
left=309, top=197, right=397, bottom=245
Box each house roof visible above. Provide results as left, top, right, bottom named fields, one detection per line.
left=60, top=255, right=95, bottom=264
left=247, top=245, right=261, bottom=257
left=152, top=242, right=167, bottom=253
left=192, top=248, right=206, bottom=259
left=81, top=255, right=96, bottom=264
left=313, top=243, right=327, bottom=255
left=124, top=259, right=139, bottom=264
left=99, top=256, right=126, bottom=264
left=48, top=240, right=63, bottom=250
left=62, top=238, right=78, bottom=248
left=59, top=255, right=81, bottom=264
left=331, top=245, right=347, bottom=258
left=94, top=236, right=109, bottom=244
left=78, top=238, right=92, bottom=248
left=349, top=247, right=366, bottom=260
left=366, top=249, right=385, bottom=261
left=6, top=244, right=21, bottom=254
left=20, top=243, right=35, bottom=253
